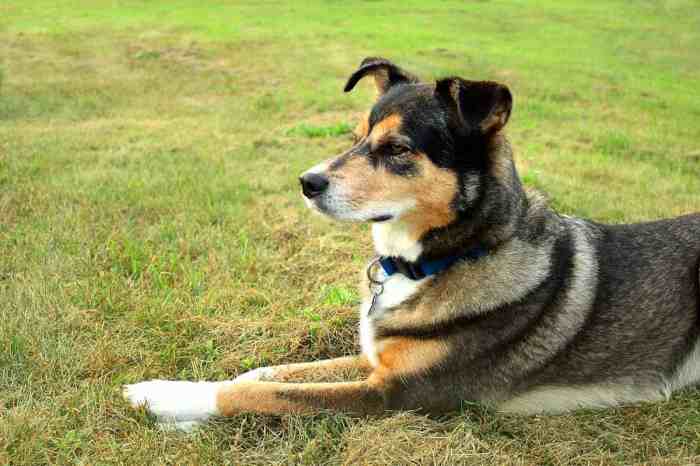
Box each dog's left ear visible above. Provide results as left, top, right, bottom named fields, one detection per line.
left=344, top=57, right=420, bottom=96
left=435, top=78, right=512, bottom=135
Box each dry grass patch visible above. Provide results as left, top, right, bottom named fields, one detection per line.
left=2, top=1, right=699, bottom=464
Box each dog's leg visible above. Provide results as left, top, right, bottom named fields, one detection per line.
left=216, top=380, right=384, bottom=417
left=123, top=355, right=376, bottom=430
left=123, top=380, right=385, bottom=430
left=233, top=355, right=371, bottom=383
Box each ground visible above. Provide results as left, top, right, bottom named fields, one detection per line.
left=1, top=1, right=699, bottom=464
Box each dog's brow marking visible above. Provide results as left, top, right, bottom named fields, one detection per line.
left=369, top=114, right=402, bottom=145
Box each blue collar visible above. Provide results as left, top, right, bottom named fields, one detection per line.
left=378, top=246, right=488, bottom=280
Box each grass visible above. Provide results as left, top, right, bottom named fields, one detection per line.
left=1, top=0, right=699, bottom=464
left=287, top=123, right=353, bottom=139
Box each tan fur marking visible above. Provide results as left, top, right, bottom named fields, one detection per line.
left=376, top=337, right=449, bottom=375
left=368, top=113, right=402, bottom=144
left=267, top=355, right=371, bottom=383
left=401, top=156, right=458, bottom=239
left=216, top=380, right=384, bottom=416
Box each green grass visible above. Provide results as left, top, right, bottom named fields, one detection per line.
left=1, top=0, right=699, bottom=464
left=287, top=123, right=353, bottom=139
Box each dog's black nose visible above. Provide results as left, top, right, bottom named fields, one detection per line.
left=299, top=173, right=329, bottom=199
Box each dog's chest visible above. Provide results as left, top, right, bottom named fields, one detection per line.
left=359, top=270, right=428, bottom=367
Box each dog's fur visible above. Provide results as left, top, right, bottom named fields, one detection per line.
left=124, top=57, right=700, bottom=430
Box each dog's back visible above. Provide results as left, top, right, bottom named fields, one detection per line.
left=511, top=213, right=700, bottom=411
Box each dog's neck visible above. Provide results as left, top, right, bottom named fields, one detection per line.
left=371, top=217, right=493, bottom=263
left=372, top=144, right=537, bottom=264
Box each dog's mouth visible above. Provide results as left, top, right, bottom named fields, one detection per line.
left=310, top=199, right=394, bottom=223
left=370, top=215, right=393, bottom=223
left=302, top=185, right=414, bottom=224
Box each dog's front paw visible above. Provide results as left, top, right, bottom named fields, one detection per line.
left=233, top=366, right=276, bottom=383
left=123, top=380, right=222, bottom=431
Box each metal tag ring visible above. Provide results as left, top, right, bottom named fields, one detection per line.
left=366, top=257, right=386, bottom=287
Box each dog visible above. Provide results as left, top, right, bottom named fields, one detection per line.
left=124, top=57, right=700, bottom=430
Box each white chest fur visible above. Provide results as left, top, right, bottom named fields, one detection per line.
left=372, top=222, right=423, bottom=262
left=359, top=267, right=428, bottom=367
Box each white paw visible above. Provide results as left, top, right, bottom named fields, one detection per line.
left=123, top=380, right=224, bottom=431
left=233, top=366, right=276, bottom=383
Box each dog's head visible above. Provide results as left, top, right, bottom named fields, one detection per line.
left=300, top=57, right=515, bottom=258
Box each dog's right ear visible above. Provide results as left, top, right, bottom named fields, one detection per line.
left=344, top=57, right=420, bottom=97
left=435, top=77, right=513, bottom=135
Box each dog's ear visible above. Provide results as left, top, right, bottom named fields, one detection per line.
left=344, top=57, right=420, bottom=97
left=435, top=78, right=512, bottom=135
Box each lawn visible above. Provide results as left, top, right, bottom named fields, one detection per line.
left=1, top=0, right=699, bottom=464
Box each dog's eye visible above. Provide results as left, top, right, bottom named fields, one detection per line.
left=384, top=143, right=409, bottom=156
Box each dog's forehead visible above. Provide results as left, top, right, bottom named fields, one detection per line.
left=369, top=84, right=442, bottom=132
